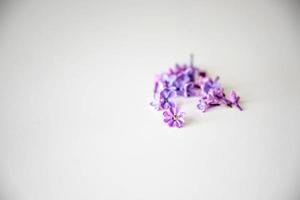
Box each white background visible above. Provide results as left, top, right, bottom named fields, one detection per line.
left=1, top=0, right=300, bottom=199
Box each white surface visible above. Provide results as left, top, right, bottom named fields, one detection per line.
left=1, top=0, right=300, bottom=199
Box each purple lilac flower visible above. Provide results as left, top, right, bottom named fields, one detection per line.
left=184, top=82, right=201, bottom=97
left=197, top=98, right=209, bottom=112
left=172, top=79, right=186, bottom=96
left=176, top=72, right=190, bottom=84
left=209, top=87, right=231, bottom=106
left=205, top=94, right=220, bottom=105
left=202, top=77, right=221, bottom=94
left=229, top=90, right=243, bottom=111
left=163, top=107, right=185, bottom=128
left=196, top=94, right=221, bottom=112
left=160, top=89, right=176, bottom=109
left=209, top=87, right=223, bottom=98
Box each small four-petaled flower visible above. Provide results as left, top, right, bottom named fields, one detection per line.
left=159, top=89, right=176, bottom=109
left=163, top=107, right=185, bottom=128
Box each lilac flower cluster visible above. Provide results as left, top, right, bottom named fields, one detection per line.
left=150, top=55, right=242, bottom=128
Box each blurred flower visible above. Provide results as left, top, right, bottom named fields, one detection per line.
left=159, top=89, right=176, bottom=109
left=163, top=107, right=185, bottom=128
left=197, top=98, right=209, bottom=112
left=162, top=74, right=177, bottom=88
left=202, top=77, right=221, bottom=94
left=184, top=83, right=201, bottom=97
left=172, top=79, right=186, bottom=96
left=229, top=90, right=243, bottom=111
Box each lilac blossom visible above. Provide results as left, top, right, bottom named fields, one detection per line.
left=184, top=82, right=201, bottom=97
left=202, top=77, right=221, bottom=94
left=172, top=79, right=186, bottom=96
left=150, top=55, right=243, bottom=128
left=197, top=98, right=209, bottom=112
left=163, top=107, right=185, bottom=128
left=229, top=90, right=243, bottom=111
left=159, top=89, right=176, bottom=109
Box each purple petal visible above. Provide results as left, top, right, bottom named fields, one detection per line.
left=197, top=103, right=206, bottom=112
left=177, top=112, right=185, bottom=118
left=167, top=90, right=176, bottom=98
left=168, top=120, right=175, bottom=127
left=168, top=101, right=176, bottom=108
left=164, top=118, right=172, bottom=123
left=161, top=102, right=170, bottom=109
left=170, top=106, right=179, bottom=115
left=160, top=89, right=169, bottom=98
left=229, top=90, right=237, bottom=100
left=175, top=120, right=183, bottom=128
left=203, top=83, right=212, bottom=93
left=160, top=102, right=166, bottom=109
left=170, top=107, right=176, bottom=115
left=178, top=119, right=184, bottom=124
left=163, top=111, right=171, bottom=117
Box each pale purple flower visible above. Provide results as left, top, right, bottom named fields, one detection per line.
left=209, top=87, right=224, bottom=98
left=209, top=87, right=231, bottom=106
left=184, top=82, right=201, bottom=97
left=160, top=89, right=176, bottom=109
left=163, top=107, right=185, bottom=128
left=202, top=77, right=221, bottom=94
left=229, top=90, right=243, bottom=111
left=197, top=98, right=209, bottom=112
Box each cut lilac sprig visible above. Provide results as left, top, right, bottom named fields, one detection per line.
left=150, top=55, right=243, bottom=128
left=229, top=90, right=243, bottom=111
left=159, top=89, right=176, bottom=109
left=197, top=98, right=209, bottom=112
